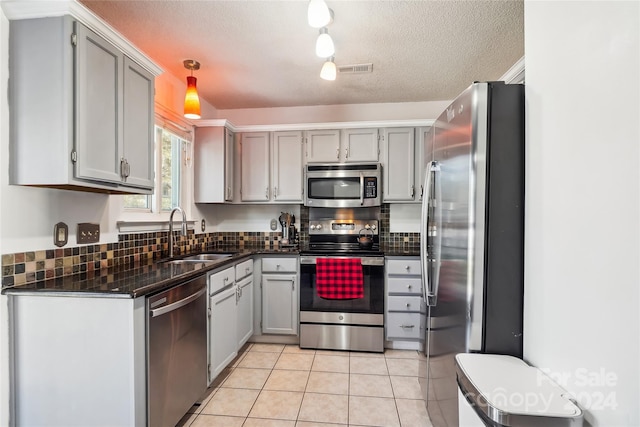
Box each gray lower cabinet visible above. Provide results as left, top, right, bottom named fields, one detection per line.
left=208, top=266, right=237, bottom=383
left=9, top=16, right=155, bottom=193
left=261, top=257, right=299, bottom=335
left=385, top=257, right=426, bottom=343
left=207, top=259, right=255, bottom=384
left=9, top=294, right=147, bottom=426
left=236, top=259, right=254, bottom=347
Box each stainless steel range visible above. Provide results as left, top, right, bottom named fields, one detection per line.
left=299, top=208, right=385, bottom=352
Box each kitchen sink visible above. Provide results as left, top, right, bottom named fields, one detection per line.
left=182, top=253, right=234, bottom=261
left=164, top=259, right=212, bottom=266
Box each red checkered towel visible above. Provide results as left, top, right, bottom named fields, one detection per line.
left=316, top=258, right=364, bottom=299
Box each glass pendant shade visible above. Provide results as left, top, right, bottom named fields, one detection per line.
left=308, top=0, right=331, bottom=28
left=315, top=28, right=335, bottom=57
left=184, top=76, right=201, bottom=119
left=320, top=58, right=337, bottom=81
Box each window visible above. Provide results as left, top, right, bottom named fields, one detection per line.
left=124, top=126, right=186, bottom=212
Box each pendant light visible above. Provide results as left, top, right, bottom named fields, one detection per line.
left=315, top=28, right=335, bottom=58
left=320, top=57, right=337, bottom=81
left=183, top=59, right=201, bottom=120
left=308, top=0, right=331, bottom=28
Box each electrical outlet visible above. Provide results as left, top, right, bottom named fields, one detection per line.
left=77, top=223, right=100, bottom=244
left=270, top=219, right=277, bottom=231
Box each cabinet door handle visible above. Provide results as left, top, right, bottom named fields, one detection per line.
left=274, top=186, right=278, bottom=199
left=410, top=185, right=415, bottom=198
left=345, top=147, right=349, bottom=158
left=120, top=158, right=127, bottom=179
left=336, top=147, right=340, bottom=159
left=292, top=280, right=295, bottom=291
left=265, top=187, right=269, bottom=199
left=227, top=187, right=231, bottom=199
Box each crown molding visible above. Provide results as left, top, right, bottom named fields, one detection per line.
left=195, top=119, right=435, bottom=133
left=500, top=56, right=525, bottom=84
left=1, top=0, right=163, bottom=76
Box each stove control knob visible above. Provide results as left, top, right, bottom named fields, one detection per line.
left=316, top=224, right=323, bottom=230
left=310, top=224, right=317, bottom=230
left=364, top=224, right=371, bottom=229
left=371, top=224, right=377, bottom=231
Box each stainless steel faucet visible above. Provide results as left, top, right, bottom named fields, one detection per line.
left=168, top=207, right=187, bottom=258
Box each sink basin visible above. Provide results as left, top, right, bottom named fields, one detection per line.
left=182, top=253, right=234, bottom=261
left=164, top=259, right=212, bottom=266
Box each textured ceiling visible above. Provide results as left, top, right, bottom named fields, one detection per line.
left=79, top=0, right=524, bottom=110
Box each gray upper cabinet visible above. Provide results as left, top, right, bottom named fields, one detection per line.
left=341, top=128, right=380, bottom=162
left=272, top=131, right=304, bottom=202
left=122, top=57, right=155, bottom=189
left=8, top=16, right=155, bottom=194
left=382, top=127, right=416, bottom=202
left=240, top=132, right=271, bottom=202
left=194, top=126, right=234, bottom=203
left=305, top=128, right=379, bottom=163
left=305, top=129, right=341, bottom=163
left=239, top=131, right=303, bottom=204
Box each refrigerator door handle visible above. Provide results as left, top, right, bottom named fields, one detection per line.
left=431, top=163, right=443, bottom=307
left=421, top=161, right=439, bottom=305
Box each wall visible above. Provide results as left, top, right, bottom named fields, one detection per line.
left=216, top=101, right=451, bottom=126
left=0, top=8, right=9, bottom=427
left=524, top=1, right=639, bottom=426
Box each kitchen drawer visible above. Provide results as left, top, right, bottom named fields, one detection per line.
left=209, top=266, right=235, bottom=295
left=262, top=257, right=297, bottom=273
left=387, top=277, right=422, bottom=295
left=386, top=259, right=421, bottom=276
left=235, top=259, right=253, bottom=281
left=388, top=295, right=424, bottom=313
left=386, top=312, right=424, bottom=340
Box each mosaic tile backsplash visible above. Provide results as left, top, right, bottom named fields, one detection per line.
left=2, top=204, right=419, bottom=288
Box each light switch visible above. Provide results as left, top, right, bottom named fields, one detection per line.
left=77, top=223, right=100, bottom=244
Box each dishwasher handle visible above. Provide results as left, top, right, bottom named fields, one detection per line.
left=150, top=286, right=206, bottom=318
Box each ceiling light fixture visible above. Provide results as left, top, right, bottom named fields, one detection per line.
left=183, top=59, right=201, bottom=120
left=315, top=27, right=335, bottom=58
left=308, top=0, right=332, bottom=28
left=320, top=57, right=337, bottom=81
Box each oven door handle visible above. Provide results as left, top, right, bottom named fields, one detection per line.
left=300, top=256, right=385, bottom=266
left=360, top=172, right=365, bottom=206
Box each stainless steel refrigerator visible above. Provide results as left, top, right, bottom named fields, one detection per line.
left=418, top=81, right=525, bottom=426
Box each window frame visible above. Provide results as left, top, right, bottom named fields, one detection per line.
left=119, top=115, right=193, bottom=228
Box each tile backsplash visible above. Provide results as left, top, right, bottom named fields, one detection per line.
left=1, top=230, right=285, bottom=288
left=2, top=205, right=420, bottom=288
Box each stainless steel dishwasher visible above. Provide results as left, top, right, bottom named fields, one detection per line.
left=147, top=275, right=207, bottom=427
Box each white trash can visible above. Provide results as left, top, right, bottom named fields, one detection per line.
left=455, top=353, right=583, bottom=427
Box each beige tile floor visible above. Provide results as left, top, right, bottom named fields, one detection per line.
left=177, top=344, right=433, bottom=427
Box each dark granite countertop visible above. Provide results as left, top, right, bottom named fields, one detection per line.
left=2, top=246, right=419, bottom=298
left=1, top=248, right=300, bottom=299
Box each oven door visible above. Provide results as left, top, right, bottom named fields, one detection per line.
left=299, top=256, right=384, bottom=315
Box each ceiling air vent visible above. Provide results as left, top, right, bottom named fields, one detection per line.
left=338, top=63, right=373, bottom=74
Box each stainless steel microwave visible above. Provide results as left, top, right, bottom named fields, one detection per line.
left=304, top=163, right=382, bottom=208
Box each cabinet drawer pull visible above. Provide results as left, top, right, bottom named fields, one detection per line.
left=407, top=284, right=412, bottom=290
left=400, top=324, right=415, bottom=329
left=406, top=303, right=411, bottom=308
